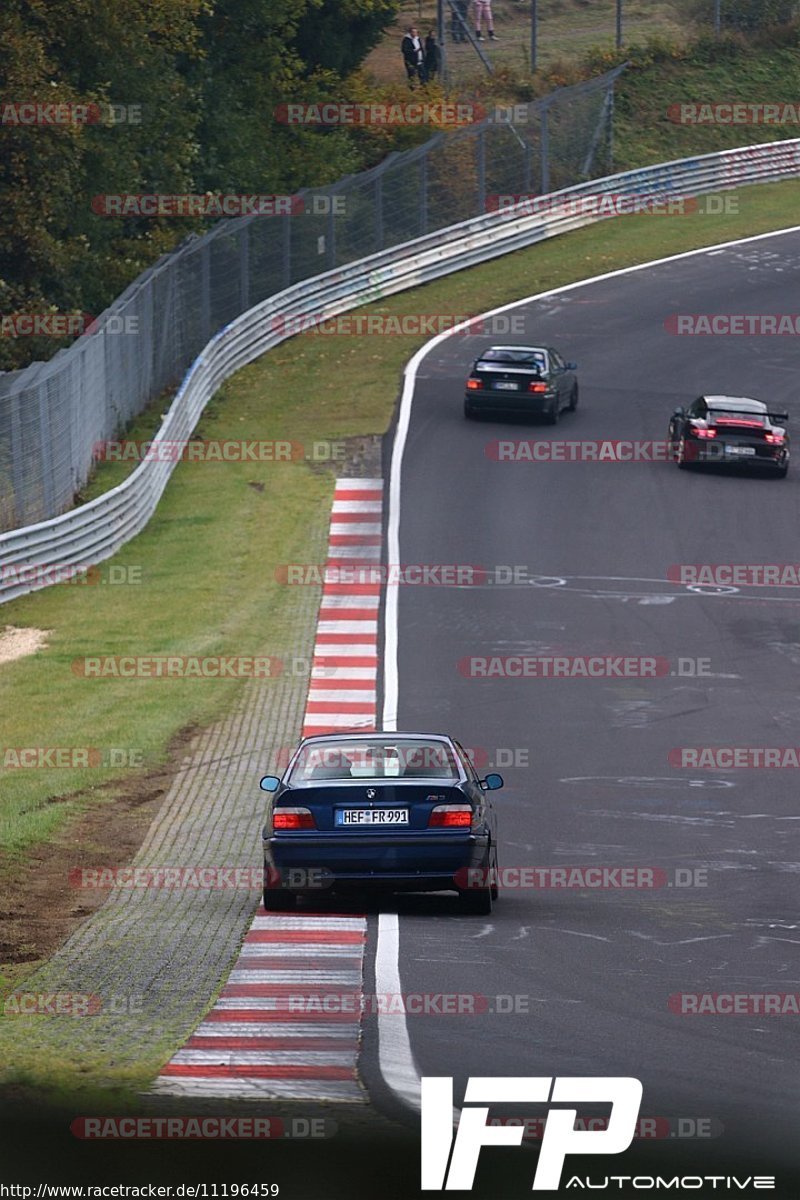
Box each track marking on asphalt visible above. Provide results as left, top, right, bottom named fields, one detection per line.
left=151, top=480, right=384, bottom=1101
left=376, top=223, right=800, bottom=1118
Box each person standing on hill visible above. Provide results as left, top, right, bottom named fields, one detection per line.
left=424, top=30, right=441, bottom=80
left=401, top=26, right=426, bottom=86
left=452, top=0, right=469, bottom=42
left=474, top=0, right=499, bottom=41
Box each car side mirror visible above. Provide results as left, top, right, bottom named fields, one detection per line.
left=481, top=773, right=504, bottom=791
left=260, top=775, right=280, bottom=792
left=565, top=361, right=577, bottom=371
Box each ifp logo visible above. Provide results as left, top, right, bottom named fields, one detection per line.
left=421, top=1076, right=643, bottom=1191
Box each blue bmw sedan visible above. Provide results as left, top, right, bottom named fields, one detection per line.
left=260, top=731, right=502, bottom=914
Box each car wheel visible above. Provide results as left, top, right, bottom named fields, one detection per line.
left=544, top=397, right=560, bottom=426
left=464, top=399, right=479, bottom=420
left=775, top=463, right=789, bottom=478
left=459, top=855, right=493, bottom=915
left=567, top=383, right=578, bottom=412
left=490, top=846, right=499, bottom=901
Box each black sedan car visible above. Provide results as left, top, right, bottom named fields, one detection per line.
left=669, top=395, right=789, bottom=477
left=260, top=732, right=502, bottom=914
left=464, top=344, right=578, bottom=423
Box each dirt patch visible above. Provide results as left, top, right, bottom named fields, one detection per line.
left=0, top=626, right=50, bottom=665
left=0, top=722, right=202, bottom=972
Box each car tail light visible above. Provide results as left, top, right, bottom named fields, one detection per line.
left=428, top=804, right=474, bottom=828
left=466, top=379, right=481, bottom=390
left=765, top=431, right=785, bottom=443
left=273, top=807, right=315, bottom=830
left=528, top=382, right=547, bottom=393
left=694, top=427, right=717, bottom=439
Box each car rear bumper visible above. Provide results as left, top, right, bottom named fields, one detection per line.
left=688, top=441, right=788, bottom=468
left=465, top=388, right=554, bottom=413
left=264, top=831, right=490, bottom=890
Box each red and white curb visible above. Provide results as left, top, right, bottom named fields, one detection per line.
left=304, top=478, right=382, bottom=738
left=151, top=479, right=382, bottom=1101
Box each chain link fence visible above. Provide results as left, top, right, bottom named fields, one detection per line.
left=0, top=65, right=625, bottom=532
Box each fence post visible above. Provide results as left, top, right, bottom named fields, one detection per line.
left=420, top=154, right=428, bottom=236
left=477, top=129, right=486, bottom=215
left=714, top=0, right=721, bottom=36
left=282, top=212, right=292, bottom=289
left=540, top=104, right=550, bottom=194
left=239, top=221, right=250, bottom=313
left=531, top=0, right=538, bottom=71
left=375, top=173, right=384, bottom=252
left=201, top=239, right=212, bottom=345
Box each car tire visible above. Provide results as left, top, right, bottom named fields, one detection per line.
left=464, top=400, right=479, bottom=420
left=775, top=463, right=789, bottom=478
left=544, top=397, right=560, bottom=426
left=459, top=854, right=493, bottom=915
left=567, top=383, right=579, bottom=412
left=490, top=846, right=499, bottom=901
left=263, top=886, right=297, bottom=911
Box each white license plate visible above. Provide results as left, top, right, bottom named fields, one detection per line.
left=336, top=808, right=409, bottom=826
left=494, top=381, right=519, bottom=390
left=725, top=445, right=756, bottom=456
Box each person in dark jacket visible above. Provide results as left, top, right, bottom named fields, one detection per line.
left=451, top=0, right=469, bottom=42
left=424, top=31, right=441, bottom=80
left=401, top=26, right=426, bottom=87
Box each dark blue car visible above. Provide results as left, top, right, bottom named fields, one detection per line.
left=260, top=731, right=502, bottom=914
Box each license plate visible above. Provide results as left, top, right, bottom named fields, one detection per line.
left=494, top=381, right=519, bottom=391
left=335, top=808, right=409, bottom=826
left=725, top=445, right=756, bottom=456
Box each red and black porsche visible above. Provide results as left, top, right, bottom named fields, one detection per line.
left=669, top=395, right=789, bottom=477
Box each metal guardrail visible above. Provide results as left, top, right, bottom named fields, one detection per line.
left=1, top=138, right=799, bottom=604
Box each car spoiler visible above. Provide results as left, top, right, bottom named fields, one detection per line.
left=709, top=407, right=789, bottom=424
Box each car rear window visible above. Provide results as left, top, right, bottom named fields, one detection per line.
left=478, top=349, right=546, bottom=368
left=289, top=739, right=459, bottom=782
